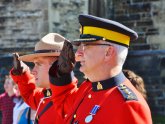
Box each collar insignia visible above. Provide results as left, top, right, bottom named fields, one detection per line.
left=47, top=90, right=51, bottom=97
left=92, top=72, right=126, bottom=91
left=97, top=82, right=103, bottom=90
left=43, top=89, right=52, bottom=97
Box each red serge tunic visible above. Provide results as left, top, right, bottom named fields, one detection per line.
left=10, top=68, right=62, bottom=124
left=50, top=72, right=152, bottom=124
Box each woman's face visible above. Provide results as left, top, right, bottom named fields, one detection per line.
left=4, top=77, right=14, bottom=93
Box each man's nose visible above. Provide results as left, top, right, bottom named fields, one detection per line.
left=75, top=48, right=83, bottom=62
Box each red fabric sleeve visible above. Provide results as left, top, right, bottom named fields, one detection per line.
left=50, top=77, right=78, bottom=116
left=10, top=68, right=44, bottom=110
left=120, top=101, right=152, bottom=124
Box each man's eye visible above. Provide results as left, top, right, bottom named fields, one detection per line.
left=35, top=63, right=42, bottom=66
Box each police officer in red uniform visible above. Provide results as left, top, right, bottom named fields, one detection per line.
left=49, top=15, right=152, bottom=124
left=10, top=33, right=68, bottom=124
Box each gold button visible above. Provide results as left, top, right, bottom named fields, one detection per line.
left=64, top=114, right=67, bottom=118
left=88, top=94, right=92, bottom=99
left=42, top=100, right=45, bottom=104
left=74, top=114, right=76, bottom=118
left=36, top=115, right=39, bottom=120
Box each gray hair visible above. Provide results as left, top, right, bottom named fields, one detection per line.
left=108, top=42, right=128, bottom=67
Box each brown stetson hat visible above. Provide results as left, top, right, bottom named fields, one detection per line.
left=19, top=33, right=65, bottom=62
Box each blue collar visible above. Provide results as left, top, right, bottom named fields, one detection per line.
left=92, top=72, right=126, bottom=91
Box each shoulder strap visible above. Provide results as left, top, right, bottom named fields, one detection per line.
left=27, top=107, right=31, bottom=124
left=117, top=84, right=138, bottom=101
left=34, top=101, right=53, bottom=124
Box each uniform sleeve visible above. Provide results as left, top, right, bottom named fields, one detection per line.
left=49, top=72, right=79, bottom=118
left=10, top=68, right=44, bottom=110
left=121, top=101, right=152, bottom=124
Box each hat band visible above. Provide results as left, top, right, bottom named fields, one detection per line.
left=82, top=26, right=130, bottom=46
left=34, top=49, right=60, bottom=54
left=80, top=34, right=103, bottom=40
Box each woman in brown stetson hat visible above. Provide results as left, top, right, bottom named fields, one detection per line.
left=10, top=33, right=77, bottom=124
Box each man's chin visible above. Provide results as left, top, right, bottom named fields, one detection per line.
left=36, top=82, right=42, bottom=88
left=80, top=66, right=86, bottom=73
left=79, top=68, right=84, bottom=73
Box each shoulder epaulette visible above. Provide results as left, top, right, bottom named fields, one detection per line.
left=117, top=84, right=138, bottom=101
left=43, top=89, right=52, bottom=97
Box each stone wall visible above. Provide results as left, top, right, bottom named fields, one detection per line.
left=0, top=0, right=48, bottom=54
left=48, top=0, right=88, bottom=40
left=0, top=0, right=88, bottom=54
left=110, top=0, right=165, bottom=50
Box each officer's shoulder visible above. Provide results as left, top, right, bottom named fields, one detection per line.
left=117, top=84, right=138, bottom=101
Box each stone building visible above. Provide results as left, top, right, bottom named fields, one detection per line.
left=0, top=0, right=164, bottom=117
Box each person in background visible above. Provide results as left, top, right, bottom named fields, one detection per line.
left=0, top=75, right=15, bottom=124
left=49, top=14, right=152, bottom=124
left=13, top=84, right=35, bottom=124
left=10, top=33, right=70, bottom=124
left=123, top=69, right=147, bottom=100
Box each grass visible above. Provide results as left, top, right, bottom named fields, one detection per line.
left=152, top=114, right=165, bottom=124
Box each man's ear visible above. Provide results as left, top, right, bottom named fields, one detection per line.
left=105, top=46, right=114, bottom=57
